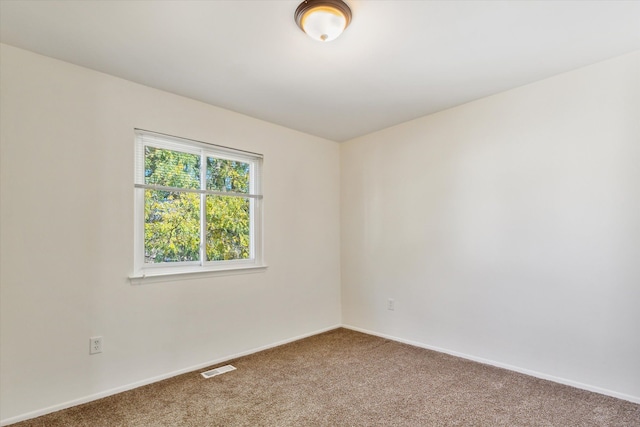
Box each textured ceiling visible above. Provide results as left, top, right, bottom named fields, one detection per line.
left=1, top=0, right=639, bottom=142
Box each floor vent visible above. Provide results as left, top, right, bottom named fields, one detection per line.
left=201, top=364, right=236, bottom=379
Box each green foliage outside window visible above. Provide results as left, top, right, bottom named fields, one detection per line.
left=144, top=146, right=251, bottom=263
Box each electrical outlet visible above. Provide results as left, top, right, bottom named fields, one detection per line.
left=387, top=298, right=395, bottom=311
left=90, top=336, right=103, bottom=354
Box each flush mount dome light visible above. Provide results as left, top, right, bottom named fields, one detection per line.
left=295, top=0, right=352, bottom=42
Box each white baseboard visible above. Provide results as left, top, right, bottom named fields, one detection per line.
left=0, top=324, right=341, bottom=426
left=4, top=323, right=637, bottom=426
left=342, top=324, right=640, bottom=405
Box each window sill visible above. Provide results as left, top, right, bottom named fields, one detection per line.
left=129, top=264, right=268, bottom=285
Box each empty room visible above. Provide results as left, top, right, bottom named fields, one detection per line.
left=1, top=1, right=639, bottom=425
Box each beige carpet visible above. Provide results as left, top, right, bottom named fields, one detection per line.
left=12, top=328, right=640, bottom=426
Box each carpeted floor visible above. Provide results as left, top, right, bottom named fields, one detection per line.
left=12, top=328, right=640, bottom=426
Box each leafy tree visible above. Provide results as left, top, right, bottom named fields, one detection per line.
left=144, top=147, right=251, bottom=263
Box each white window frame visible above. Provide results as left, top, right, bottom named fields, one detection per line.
left=131, top=130, right=265, bottom=281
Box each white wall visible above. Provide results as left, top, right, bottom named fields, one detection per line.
left=341, top=52, right=640, bottom=400
left=2, top=42, right=639, bottom=424
left=0, top=44, right=341, bottom=422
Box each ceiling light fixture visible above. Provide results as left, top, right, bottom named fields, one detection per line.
left=295, top=0, right=352, bottom=42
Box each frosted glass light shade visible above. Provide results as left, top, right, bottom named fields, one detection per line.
left=295, top=0, right=352, bottom=42
left=301, top=7, right=346, bottom=42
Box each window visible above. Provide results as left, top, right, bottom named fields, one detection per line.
left=133, top=130, right=264, bottom=278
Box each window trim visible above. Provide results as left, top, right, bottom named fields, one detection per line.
left=131, top=129, right=265, bottom=281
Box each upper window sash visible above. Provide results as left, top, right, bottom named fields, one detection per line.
left=135, top=130, right=263, bottom=196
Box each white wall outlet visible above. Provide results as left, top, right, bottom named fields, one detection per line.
left=90, top=336, right=103, bottom=354
left=387, top=298, right=395, bottom=311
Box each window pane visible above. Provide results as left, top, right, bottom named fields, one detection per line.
left=206, top=195, right=250, bottom=261
left=145, top=190, right=200, bottom=263
left=145, top=147, right=200, bottom=189
left=206, top=157, right=250, bottom=193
